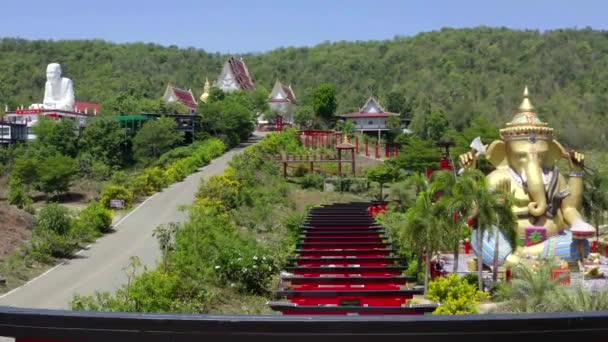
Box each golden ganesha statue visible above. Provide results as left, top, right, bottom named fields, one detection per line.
left=459, top=87, right=594, bottom=267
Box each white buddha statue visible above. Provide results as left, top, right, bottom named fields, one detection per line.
left=31, top=63, right=75, bottom=111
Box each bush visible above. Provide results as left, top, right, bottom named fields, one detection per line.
left=32, top=204, right=76, bottom=261
left=134, top=167, right=167, bottom=196
left=36, top=203, right=72, bottom=235
left=100, top=185, right=134, bottom=209
left=428, top=274, right=489, bottom=315
left=8, top=177, right=31, bottom=208
left=197, top=175, right=241, bottom=209
left=164, top=157, right=197, bottom=184
left=76, top=201, right=113, bottom=234
left=215, top=249, right=279, bottom=295
left=293, top=163, right=309, bottom=177
left=301, top=173, right=324, bottom=190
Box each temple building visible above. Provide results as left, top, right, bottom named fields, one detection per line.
left=268, top=80, right=297, bottom=125
left=74, top=101, right=101, bottom=115
left=338, top=96, right=400, bottom=139
left=162, top=82, right=198, bottom=113
left=215, top=56, right=255, bottom=92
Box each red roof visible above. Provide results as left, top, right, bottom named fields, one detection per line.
left=281, top=84, right=296, bottom=103
left=74, top=101, right=101, bottom=114
left=168, top=86, right=198, bottom=110
left=228, top=57, right=255, bottom=90
left=339, top=96, right=399, bottom=118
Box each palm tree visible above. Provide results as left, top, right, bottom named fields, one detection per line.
left=490, top=195, right=517, bottom=283
left=403, top=188, right=445, bottom=291
left=450, top=170, right=516, bottom=290
left=430, top=170, right=463, bottom=273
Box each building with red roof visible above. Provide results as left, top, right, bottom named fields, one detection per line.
left=74, top=101, right=101, bottom=115
left=268, top=80, right=297, bottom=125
left=215, top=56, right=255, bottom=92
left=162, top=82, right=198, bottom=113
left=338, top=96, right=401, bottom=139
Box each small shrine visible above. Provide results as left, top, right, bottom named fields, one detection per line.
left=268, top=79, right=297, bottom=128
left=162, top=82, right=198, bottom=113
left=338, top=96, right=400, bottom=140
left=215, top=56, right=255, bottom=92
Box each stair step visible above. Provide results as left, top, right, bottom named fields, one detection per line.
left=289, top=257, right=404, bottom=263
left=295, top=249, right=396, bottom=255
left=276, top=289, right=423, bottom=297
left=285, top=266, right=407, bottom=273
left=281, top=276, right=414, bottom=284
left=267, top=302, right=437, bottom=314
left=300, top=237, right=386, bottom=242
left=297, top=242, right=391, bottom=248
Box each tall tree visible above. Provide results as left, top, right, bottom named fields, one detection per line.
left=311, top=83, right=337, bottom=124
left=79, top=118, right=128, bottom=168
left=133, top=117, right=184, bottom=163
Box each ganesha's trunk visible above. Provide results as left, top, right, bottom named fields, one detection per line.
left=525, top=157, right=548, bottom=217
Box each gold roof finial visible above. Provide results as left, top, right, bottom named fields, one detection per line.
left=518, top=85, right=534, bottom=112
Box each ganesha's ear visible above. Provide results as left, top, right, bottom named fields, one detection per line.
left=546, top=139, right=569, bottom=168
left=486, top=140, right=508, bottom=168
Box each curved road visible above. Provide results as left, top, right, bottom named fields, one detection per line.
left=0, top=134, right=262, bottom=310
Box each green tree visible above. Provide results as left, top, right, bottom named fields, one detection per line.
left=311, top=83, right=337, bottom=124
left=38, top=154, right=78, bottom=197
left=294, top=105, right=314, bottom=129
left=366, top=164, right=399, bottom=201
left=387, top=136, right=441, bottom=173
left=386, top=116, right=403, bottom=143
left=385, top=90, right=411, bottom=117
left=454, top=170, right=517, bottom=290
left=33, top=117, right=79, bottom=157
left=79, top=118, right=128, bottom=168
left=133, top=117, right=184, bottom=163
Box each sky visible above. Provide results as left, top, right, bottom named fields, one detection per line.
left=0, top=0, right=606, bottom=53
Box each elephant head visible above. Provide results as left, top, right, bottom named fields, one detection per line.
left=478, top=87, right=570, bottom=217
left=485, top=138, right=568, bottom=217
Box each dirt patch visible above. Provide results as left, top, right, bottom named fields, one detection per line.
left=0, top=202, right=35, bottom=259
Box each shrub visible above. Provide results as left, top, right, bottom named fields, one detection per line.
left=8, top=177, right=31, bottom=208
left=100, top=185, right=134, bottom=209
left=301, top=173, right=324, bottom=190
left=76, top=201, right=113, bottom=234
left=164, top=157, right=197, bottom=184
left=110, top=170, right=130, bottom=188
left=293, top=163, right=309, bottom=177
left=37, top=203, right=72, bottom=235
left=32, top=204, right=76, bottom=261
left=428, top=274, right=489, bottom=315
left=134, top=167, right=167, bottom=196
left=215, top=249, right=279, bottom=295
left=197, top=175, right=241, bottom=209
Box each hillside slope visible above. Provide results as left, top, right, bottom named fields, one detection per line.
left=1, top=27, right=608, bottom=148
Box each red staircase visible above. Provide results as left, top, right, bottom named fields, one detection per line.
left=269, top=202, right=435, bottom=315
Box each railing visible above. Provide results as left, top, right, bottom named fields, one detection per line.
left=2, top=306, right=608, bottom=341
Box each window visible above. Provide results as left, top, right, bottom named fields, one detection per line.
left=368, top=120, right=373, bottom=125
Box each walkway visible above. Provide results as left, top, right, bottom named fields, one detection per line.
left=0, top=135, right=262, bottom=310
left=269, top=202, right=435, bottom=315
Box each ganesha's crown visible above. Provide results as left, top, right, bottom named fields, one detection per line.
left=499, top=86, right=554, bottom=141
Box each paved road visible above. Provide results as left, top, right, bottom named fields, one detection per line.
left=0, top=135, right=262, bottom=310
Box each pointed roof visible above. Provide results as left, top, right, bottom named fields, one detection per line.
left=269, top=79, right=296, bottom=103
left=227, top=56, right=255, bottom=90
left=339, top=96, right=399, bottom=118
left=163, top=83, right=198, bottom=110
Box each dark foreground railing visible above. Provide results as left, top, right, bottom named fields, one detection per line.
left=2, top=305, right=608, bottom=342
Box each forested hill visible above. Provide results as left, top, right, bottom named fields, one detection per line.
left=2, top=27, right=608, bottom=148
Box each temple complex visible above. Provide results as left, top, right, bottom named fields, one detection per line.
left=338, top=96, right=400, bottom=139
left=162, top=82, right=198, bottom=113
left=215, top=56, right=255, bottom=92
left=268, top=80, right=297, bottom=125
